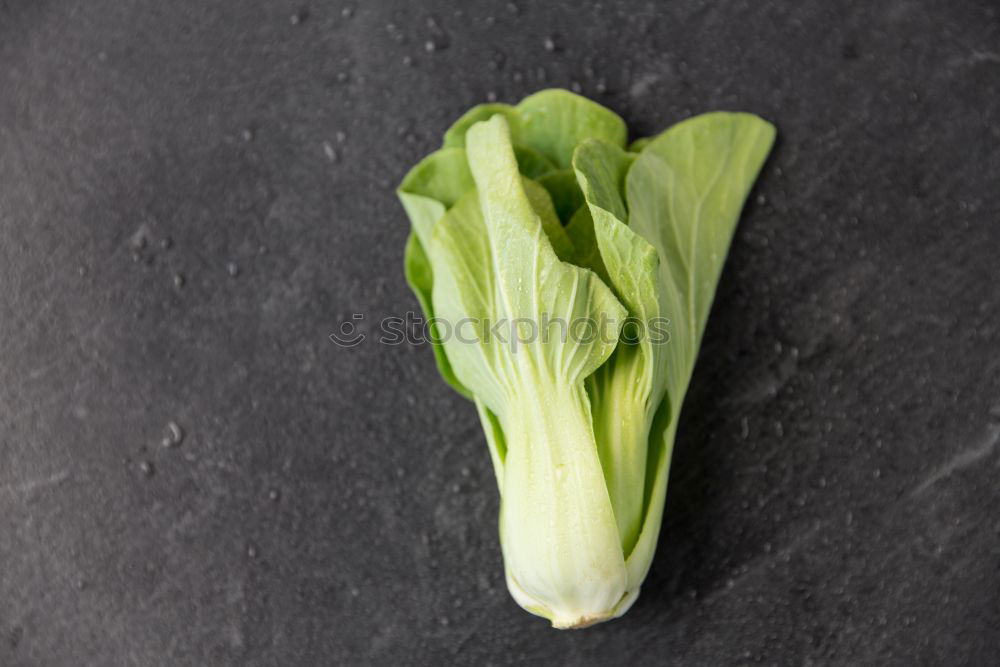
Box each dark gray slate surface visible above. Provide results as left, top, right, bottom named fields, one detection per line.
left=1, top=1, right=998, bottom=665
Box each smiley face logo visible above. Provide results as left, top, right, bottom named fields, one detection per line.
left=329, top=313, right=366, bottom=347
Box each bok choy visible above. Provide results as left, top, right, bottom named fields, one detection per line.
left=398, top=89, right=774, bottom=628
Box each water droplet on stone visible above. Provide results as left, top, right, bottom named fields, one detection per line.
left=336, top=130, right=346, bottom=143
left=341, top=6, right=354, bottom=19
left=269, top=488, right=280, bottom=502
left=173, top=273, right=185, bottom=288
left=247, top=544, right=257, bottom=558
left=506, top=2, right=519, bottom=15
left=227, top=261, right=239, bottom=277
left=161, top=421, right=184, bottom=448
left=323, top=141, right=338, bottom=162
left=129, top=228, right=148, bottom=252
left=139, top=460, right=154, bottom=477
left=160, top=236, right=173, bottom=250
left=486, top=91, right=497, bottom=102
left=240, top=128, right=254, bottom=142
left=543, top=36, right=556, bottom=52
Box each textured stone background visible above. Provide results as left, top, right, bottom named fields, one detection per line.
left=1, top=1, right=998, bottom=665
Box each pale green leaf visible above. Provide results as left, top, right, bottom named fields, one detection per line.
left=442, top=103, right=521, bottom=148
left=402, top=233, right=471, bottom=398
left=397, top=147, right=474, bottom=251
left=515, top=89, right=627, bottom=168
left=397, top=149, right=477, bottom=399
left=396, top=144, right=558, bottom=399
left=623, top=111, right=775, bottom=584
left=441, top=102, right=557, bottom=178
